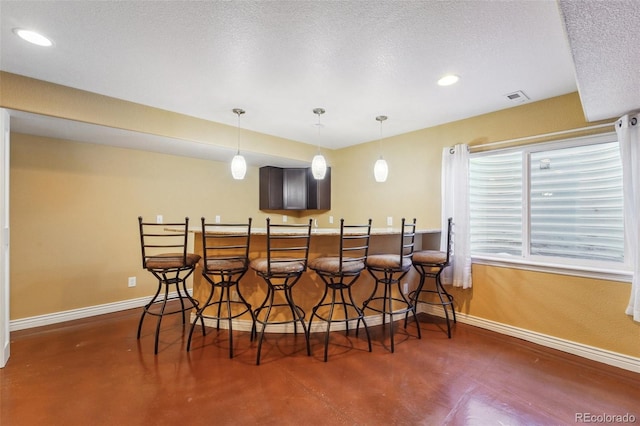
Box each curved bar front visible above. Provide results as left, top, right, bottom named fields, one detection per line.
left=190, top=227, right=440, bottom=333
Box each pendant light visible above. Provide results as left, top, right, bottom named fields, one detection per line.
left=374, top=115, right=389, bottom=182
left=230, top=108, right=247, bottom=180
left=311, top=107, right=328, bottom=180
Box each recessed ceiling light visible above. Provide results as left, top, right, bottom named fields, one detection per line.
left=437, top=74, right=459, bottom=86
left=13, top=28, right=53, bottom=47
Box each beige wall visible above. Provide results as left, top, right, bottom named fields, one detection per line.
left=3, top=73, right=639, bottom=359
left=456, top=265, right=639, bottom=356
left=10, top=134, right=270, bottom=317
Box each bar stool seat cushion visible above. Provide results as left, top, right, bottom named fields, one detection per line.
left=412, top=250, right=447, bottom=265
left=250, top=258, right=306, bottom=274
left=366, top=254, right=412, bottom=270
left=309, top=257, right=365, bottom=274
left=145, top=253, right=201, bottom=270
left=200, top=257, right=248, bottom=273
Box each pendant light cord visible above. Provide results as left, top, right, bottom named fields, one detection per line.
left=317, top=113, right=321, bottom=154
left=236, top=114, right=240, bottom=154
left=376, top=115, right=387, bottom=159
left=379, top=120, right=383, bottom=157
left=232, top=108, right=245, bottom=155
left=313, top=107, right=325, bottom=154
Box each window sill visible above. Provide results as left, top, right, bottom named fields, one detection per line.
left=471, top=255, right=633, bottom=283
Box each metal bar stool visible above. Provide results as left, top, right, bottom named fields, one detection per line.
left=187, top=217, right=254, bottom=358
left=410, top=217, right=456, bottom=338
left=249, top=218, right=312, bottom=365
left=308, top=219, right=373, bottom=361
left=137, top=216, right=201, bottom=354
left=362, top=218, right=420, bottom=353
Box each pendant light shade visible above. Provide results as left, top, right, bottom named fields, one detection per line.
left=374, top=157, right=389, bottom=182
left=231, top=108, right=247, bottom=180
left=374, top=115, right=388, bottom=182
left=311, top=108, right=327, bottom=180
left=312, top=154, right=327, bottom=179
left=231, top=154, right=247, bottom=180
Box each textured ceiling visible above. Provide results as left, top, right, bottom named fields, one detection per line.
left=1, top=0, right=578, bottom=151
left=558, top=0, right=640, bottom=122
left=1, top=1, right=638, bottom=164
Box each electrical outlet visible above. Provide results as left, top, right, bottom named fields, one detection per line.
left=215, top=215, right=221, bottom=224
left=128, top=277, right=136, bottom=288
left=282, top=215, right=288, bottom=223
left=387, top=216, right=393, bottom=226
left=329, top=216, right=334, bottom=224
left=403, top=282, right=409, bottom=294
left=156, top=215, right=163, bottom=224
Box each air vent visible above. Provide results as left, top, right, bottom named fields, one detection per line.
left=505, top=90, right=529, bottom=104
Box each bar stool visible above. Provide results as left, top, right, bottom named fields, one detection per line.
left=249, top=218, right=312, bottom=365
left=410, top=217, right=456, bottom=338
left=137, top=216, right=201, bottom=354
left=363, top=218, right=420, bottom=353
left=308, top=219, right=373, bottom=362
left=186, top=217, right=254, bottom=358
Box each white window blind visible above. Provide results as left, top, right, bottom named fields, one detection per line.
left=469, top=133, right=624, bottom=268
left=529, top=142, right=623, bottom=262
left=470, top=151, right=522, bottom=256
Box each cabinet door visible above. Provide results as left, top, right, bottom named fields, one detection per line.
left=259, top=166, right=284, bottom=210
left=307, top=167, right=331, bottom=210
left=283, top=168, right=307, bottom=209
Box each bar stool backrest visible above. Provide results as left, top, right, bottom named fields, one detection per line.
left=338, top=218, right=372, bottom=274
left=138, top=216, right=190, bottom=270
left=265, top=218, right=313, bottom=276
left=200, top=217, right=252, bottom=274
left=399, top=218, right=417, bottom=266
left=443, top=217, right=453, bottom=266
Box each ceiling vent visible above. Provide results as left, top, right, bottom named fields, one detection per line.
left=505, top=90, right=529, bottom=104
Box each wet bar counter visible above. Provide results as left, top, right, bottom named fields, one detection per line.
left=190, top=227, right=440, bottom=333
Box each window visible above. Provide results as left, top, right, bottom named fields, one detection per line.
left=469, top=133, right=626, bottom=274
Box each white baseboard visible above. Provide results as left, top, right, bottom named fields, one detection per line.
left=9, top=295, right=151, bottom=332
left=10, top=294, right=640, bottom=373
left=418, top=304, right=640, bottom=374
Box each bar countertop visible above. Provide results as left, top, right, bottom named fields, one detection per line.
left=194, top=226, right=440, bottom=236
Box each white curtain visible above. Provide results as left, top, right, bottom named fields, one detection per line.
left=618, top=113, right=640, bottom=322
left=441, top=144, right=472, bottom=289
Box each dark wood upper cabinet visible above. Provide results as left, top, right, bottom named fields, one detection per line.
left=259, top=166, right=331, bottom=211
left=283, top=168, right=308, bottom=210
left=259, top=166, right=284, bottom=210
left=306, top=167, right=331, bottom=210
